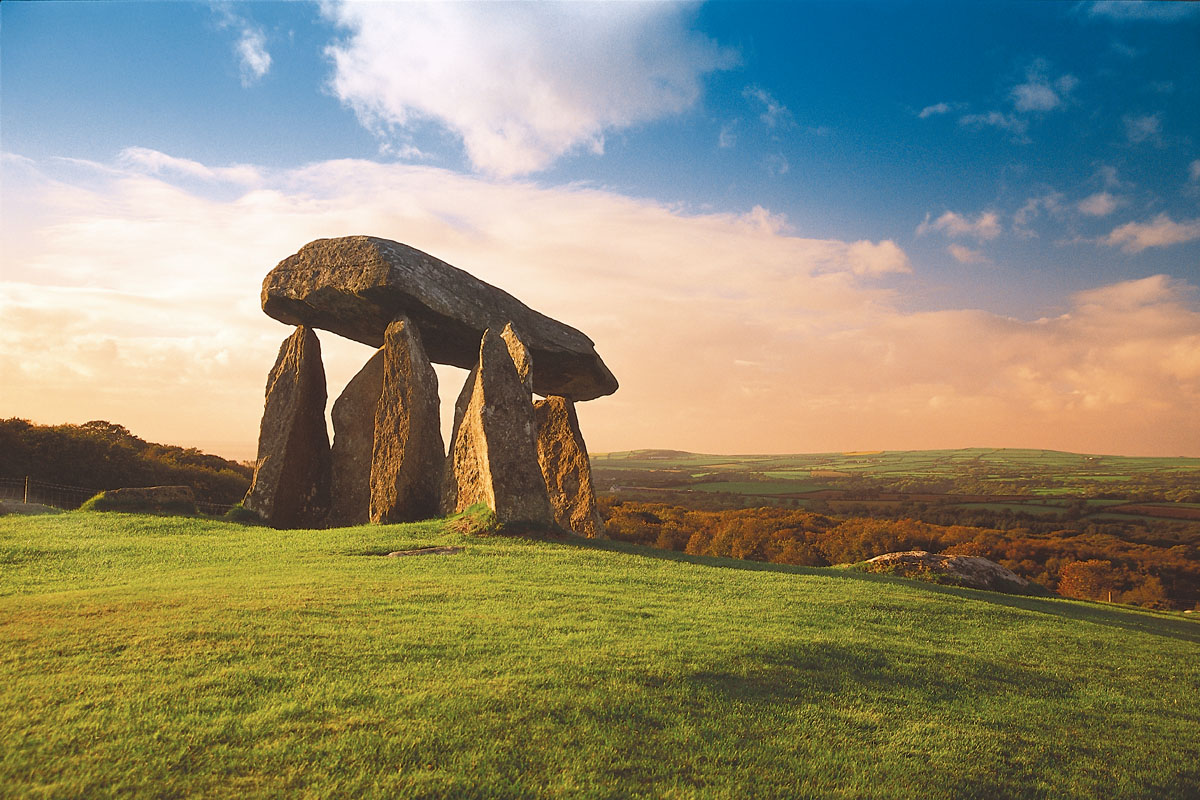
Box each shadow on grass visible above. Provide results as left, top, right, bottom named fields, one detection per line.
left=564, top=535, right=1200, bottom=645
left=683, top=639, right=1070, bottom=707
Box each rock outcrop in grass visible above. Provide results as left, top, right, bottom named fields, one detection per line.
left=859, top=550, right=1045, bottom=594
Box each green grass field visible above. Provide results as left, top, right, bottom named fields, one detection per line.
left=3, top=511, right=1199, bottom=799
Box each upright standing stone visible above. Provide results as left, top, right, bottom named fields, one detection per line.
left=442, top=327, right=554, bottom=525
left=534, top=396, right=605, bottom=537
left=370, top=316, right=445, bottom=523
left=244, top=326, right=331, bottom=527
left=328, top=350, right=383, bottom=526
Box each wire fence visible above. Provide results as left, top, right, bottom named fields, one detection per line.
left=0, top=476, right=235, bottom=515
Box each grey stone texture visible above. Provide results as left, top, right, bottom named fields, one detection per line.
left=260, top=236, right=618, bottom=400
left=369, top=316, right=445, bottom=523
left=328, top=350, right=384, bottom=527
left=442, top=327, right=554, bottom=526
left=243, top=326, right=331, bottom=527
left=534, top=396, right=605, bottom=537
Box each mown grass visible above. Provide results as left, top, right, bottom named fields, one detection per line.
left=2, top=511, right=1199, bottom=799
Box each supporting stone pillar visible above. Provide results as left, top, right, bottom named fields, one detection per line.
left=442, top=326, right=554, bottom=526
left=244, top=326, right=331, bottom=527
left=328, top=350, right=383, bottom=527
left=370, top=316, right=444, bottom=523
left=534, top=396, right=605, bottom=537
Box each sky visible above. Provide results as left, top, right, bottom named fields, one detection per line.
left=2, top=0, right=1200, bottom=460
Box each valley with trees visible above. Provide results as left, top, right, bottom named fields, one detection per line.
left=594, top=449, right=1200, bottom=610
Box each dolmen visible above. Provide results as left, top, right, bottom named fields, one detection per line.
left=242, top=236, right=614, bottom=537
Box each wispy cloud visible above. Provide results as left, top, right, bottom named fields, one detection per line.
left=1013, top=193, right=1065, bottom=237
left=321, top=2, right=735, bottom=177
left=917, top=210, right=1002, bottom=241
left=1077, top=191, right=1120, bottom=217
left=1096, top=164, right=1125, bottom=190
left=947, top=244, right=989, bottom=265
left=918, top=102, right=951, bottom=119
left=959, top=111, right=1029, bottom=138
left=1124, top=113, right=1162, bottom=144
left=764, top=153, right=789, bottom=176
left=743, top=86, right=792, bottom=128
left=718, top=122, right=737, bottom=149
left=117, top=147, right=261, bottom=185
left=1085, top=1, right=1200, bottom=22
left=1104, top=213, right=1200, bottom=253
left=212, top=3, right=272, bottom=87
left=957, top=60, right=1074, bottom=141
left=1011, top=63, right=1077, bottom=112
left=1188, top=159, right=1200, bottom=183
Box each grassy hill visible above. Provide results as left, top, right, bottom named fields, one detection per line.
left=2, top=511, right=1198, bottom=798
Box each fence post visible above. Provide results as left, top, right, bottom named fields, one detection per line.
left=24, top=476, right=30, bottom=504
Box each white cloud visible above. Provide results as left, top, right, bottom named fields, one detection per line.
left=764, top=153, right=789, bottom=176
left=1189, top=159, right=1200, bottom=183
left=918, top=102, right=951, bottom=119
left=1086, top=1, right=1200, bottom=22
left=321, top=1, right=734, bottom=177
left=1103, top=214, right=1200, bottom=253
left=213, top=3, right=272, bottom=87
left=917, top=210, right=1002, bottom=241
left=1077, top=191, right=1120, bottom=217
left=947, top=244, right=988, bottom=264
left=236, top=28, right=271, bottom=85
left=1124, top=113, right=1162, bottom=144
left=743, top=86, right=792, bottom=128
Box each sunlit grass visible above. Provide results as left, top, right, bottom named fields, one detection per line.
left=2, top=511, right=1198, bottom=798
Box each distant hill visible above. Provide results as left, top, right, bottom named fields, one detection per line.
left=0, top=419, right=252, bottom=505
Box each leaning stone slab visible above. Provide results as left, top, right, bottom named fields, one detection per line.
left=501, top=322, right=533, bottom=395
left=261, top=236, right=618, bottom=401
left=328, top=350, right=383, bottom=527
left=370, top=316, right=445, bottom=523
left=534, top=396, right=605, bottom=537
left=442, top=327, right=554, bottom=526
left=243, top=326, right=331, bottom=528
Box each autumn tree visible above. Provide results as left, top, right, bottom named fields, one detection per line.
left=1057, top=559, right=1120, bottom=602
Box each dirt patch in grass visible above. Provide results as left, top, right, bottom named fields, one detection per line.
left=385, top=546, right=464, bottom=557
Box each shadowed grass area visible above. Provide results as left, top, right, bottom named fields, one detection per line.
left=2, top=511, right=1198, bottom=799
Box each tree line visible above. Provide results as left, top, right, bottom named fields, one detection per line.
left=0, top=419, right=252, bottom=505
left=599, top=498, right=1199, bottom=610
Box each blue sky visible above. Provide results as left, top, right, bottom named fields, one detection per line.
left=3, top=1, right=1200, bottom=457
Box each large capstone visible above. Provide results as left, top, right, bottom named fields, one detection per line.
left=261, top=236, right=617, bottom=401
left=442, top=327, right=554, bottom=526
left=244, top=326, right=331, bottom=527
left=534, top=396, right=605, bottom=537
left=370, top=316, right=445, bottom=523
left=327, top=350, right=383, bottom=527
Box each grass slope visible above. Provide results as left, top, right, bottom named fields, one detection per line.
left=2, top=513, right=1198, bottom=799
